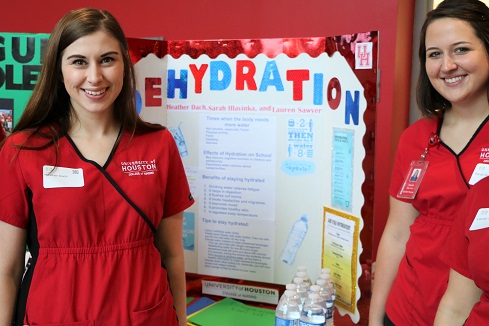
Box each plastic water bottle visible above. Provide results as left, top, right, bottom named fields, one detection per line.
left=308, top=284, right=332, bottom=325
left=293, top=266, right=313, bottom=286
left=295, top=270, right=313, bottom=287
left=280, top=215, right=309, bottom=265
left=299, top=293, right=325, bottom=326
left=286, top=283, right=298, bottom=291
left=325, top=301, right=334, bottom=326
left=318, top=273, right=336, bottom=302
left=293, top=277, right=309, bottom=305
left=320, top=268, right=331, bottom=275
left=315, top=279, right=333, bottom=302
left=286, top=283, right=303, bottom=311
left=316, top=279, right=334, bottom=326
left=275, top=290, right=301, bottom=326
left=308, top=284, right=320, bottom=295
left=306, top=287, right=327, bottom=315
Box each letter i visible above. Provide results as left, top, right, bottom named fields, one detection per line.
left=313, top=73, right=323, bottom=105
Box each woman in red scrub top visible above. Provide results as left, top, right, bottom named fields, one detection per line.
left=435, top=176, right=489, bottom=325
left=0, top=8, right=194, bottom=326
left=369, top=0, right=489, bottom=325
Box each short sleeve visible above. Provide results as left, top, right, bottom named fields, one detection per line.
left=0, top=135, right=30, bottom=228
left=389, top=125, right=421, bottom=204
left=389, top=130, right=411, bottom=202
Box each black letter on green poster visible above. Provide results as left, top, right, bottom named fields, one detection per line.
left=12, top=37, right=35, bottom=64
left=0, top=36, right=5, bottom=61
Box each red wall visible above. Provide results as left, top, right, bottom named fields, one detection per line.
left=2, top=0, right=414, bottom=269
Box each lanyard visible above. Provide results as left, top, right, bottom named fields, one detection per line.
left=420, top=131, right=441, bottom=160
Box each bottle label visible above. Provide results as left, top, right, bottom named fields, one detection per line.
left=275, top=316, right=298, bottom=326
left=299, top=321, right=324, bottom=326
left=326, top=300, right=334, bottom=319
left=326, top=309, right=333, bottom=319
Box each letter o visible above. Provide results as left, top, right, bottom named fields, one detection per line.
left=327, top=77, right=341, bottom=110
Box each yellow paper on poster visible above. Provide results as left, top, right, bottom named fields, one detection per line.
left=322, top=206, right=360, bottom=313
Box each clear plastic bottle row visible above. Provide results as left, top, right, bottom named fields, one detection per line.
left=275, top=266, right=336, bottom=326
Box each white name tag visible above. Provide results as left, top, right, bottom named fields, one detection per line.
left=470, top=208, right=489, bottom=231
left=469, top=163, right=489, bottom=185
left=43, top=165, right=84, bottom=188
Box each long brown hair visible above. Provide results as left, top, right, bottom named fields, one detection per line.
left=12, top=8, right=163, bottom=150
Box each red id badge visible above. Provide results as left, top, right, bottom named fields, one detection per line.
left=397, top=160, right=429, bottom=199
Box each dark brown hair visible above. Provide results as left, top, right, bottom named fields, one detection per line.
left=417, top=0, right=489, bottom=118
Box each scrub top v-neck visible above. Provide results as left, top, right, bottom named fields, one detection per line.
left=0, top=127, right=194, bottom=325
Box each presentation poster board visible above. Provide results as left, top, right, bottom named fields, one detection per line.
left=0, top=33, right=49, bottom=132
left=130, top=33, right=378, bottom=321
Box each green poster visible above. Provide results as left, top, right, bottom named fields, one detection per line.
left=0, top=33, right=49, bottom=133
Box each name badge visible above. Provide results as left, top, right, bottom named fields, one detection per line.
left=397, top=160, right=428, bottom=199
left=43, top=165, right=84, bottom=188
left=468, top=163, right=489, bottom=185
left=470, top=208, right=489, bottom=231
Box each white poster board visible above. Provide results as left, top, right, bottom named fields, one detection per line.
left=130, top=33, right=377, bottom=321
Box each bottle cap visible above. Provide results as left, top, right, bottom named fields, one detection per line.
left=297, top=265, right=307, bottom=272
left=293, top=277, right=303, bottom=284
left=309, top=284, right=320, bottom=292
left=284, top=290, right=296, bottom=297
left=286, top=283, right=297, bottom=290
left=308, top=292, right=320, bottom=300
left=320, top=273, right=331, bottom=280
left=316, top=279, right=326, bottom=286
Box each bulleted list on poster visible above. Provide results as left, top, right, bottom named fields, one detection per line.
left=197, top=112, right=277, bottom=282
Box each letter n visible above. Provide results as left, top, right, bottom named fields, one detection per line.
left=345, top=90, right=360, bottom=125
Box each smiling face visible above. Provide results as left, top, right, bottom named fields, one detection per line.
left=425, top=18, right=489, bottom=108
left=61, top=30, right=125, bottom=119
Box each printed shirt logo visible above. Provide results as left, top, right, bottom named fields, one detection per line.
left=120, top=159, right=157, bottom=176
left=480, top=148, right=489, bottom=162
